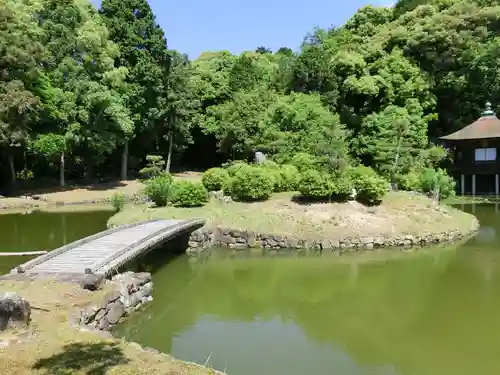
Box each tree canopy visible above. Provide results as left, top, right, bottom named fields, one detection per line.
left=0, top=0, right=496, bottom=189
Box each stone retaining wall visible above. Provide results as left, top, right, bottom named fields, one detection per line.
left=187, top=224, right=479, bottom=256
left=76, top=271, right=153, bottom=331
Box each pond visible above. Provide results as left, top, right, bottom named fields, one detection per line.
left=114, top=203, right=500, bottom=375
left=0, top=209, right=113, bottom=274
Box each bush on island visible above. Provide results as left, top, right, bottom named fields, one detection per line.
left=223, top=160, right=248, bottom=176
left=395, top=171, right=421, bottom=191
left=201, top=167, right=230, bottom=191
left=331, top=175, right=354, bottom=201
left=276, top=164, right=300, bottom=192
left=143, top=175, right=172, bottom=207
left=170, top=180, right=209, bottom=206
left=289, top=152, right=320, bottom=172
left=418, top=167, right=456, bottom=200
left=298, top=169, right=333, bottom=200
left=348, top=165, right=388, bottom=205
left=228, top=165, right=274, bottom=201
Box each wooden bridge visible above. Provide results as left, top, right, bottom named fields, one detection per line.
left=10, top=219, right=204, bottom=277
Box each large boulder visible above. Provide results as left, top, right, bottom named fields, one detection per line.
left=0, top=293, right=31, bottom=331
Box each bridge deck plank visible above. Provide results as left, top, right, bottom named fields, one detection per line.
left=14, top=218, right=203, bottom=276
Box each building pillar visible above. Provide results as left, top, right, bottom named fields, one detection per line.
left=460, top=174, right=465, bottom=196
left=496, top=174, right=499, bottom=197
left=472, top=174, right=476, bottom=196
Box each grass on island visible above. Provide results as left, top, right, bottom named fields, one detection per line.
left=109, top=191, right=478, bottom=240
left=0, top=279, right=219, bottom=375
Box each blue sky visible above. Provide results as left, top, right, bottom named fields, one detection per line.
left=91, top=0, right=394, bottom=59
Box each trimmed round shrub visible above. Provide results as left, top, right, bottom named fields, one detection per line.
left=228, top=165, right=274, bottom=201
left=348, top=166, right=388, bottom=205
left=289, top=152, right=320, bottom=172
left=143, top=175, right=173, bottom=207
left=170, top=180, right=209, bottom=206
left=418, top=168, right=455, bottom=200
left=331, top=175, right=354, bottom=201
left=277, top=164, right=300, bottom=192
left=224, top=160, right=248, bottom=176
left=202, top=167, right=230, bottom=191
left=297, top=169, right=333, bottom=200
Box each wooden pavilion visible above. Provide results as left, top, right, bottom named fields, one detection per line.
left=440, top=102, right=500, bottom=196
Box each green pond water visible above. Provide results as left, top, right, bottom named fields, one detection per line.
left=0, top=209, right=113, bottom=274
left=1, top=204, right=500, bottom=375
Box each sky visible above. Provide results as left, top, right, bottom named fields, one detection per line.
left=91, top=0, right=395, bottom=59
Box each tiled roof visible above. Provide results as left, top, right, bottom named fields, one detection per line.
left=439, top=102, right=500, bottom=141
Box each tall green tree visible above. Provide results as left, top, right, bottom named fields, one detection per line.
left=0, top=0, right=44, bottom=185
left=99, top=0, right=169, bottom=179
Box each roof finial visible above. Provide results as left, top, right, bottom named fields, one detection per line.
left=482, top=101, right=495, bottom=116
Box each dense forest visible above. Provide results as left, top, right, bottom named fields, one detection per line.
left=0, top=0, right=498, bottom=192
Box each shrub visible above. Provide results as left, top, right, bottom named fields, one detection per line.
left=297, top=169, right=333, bottom=200
left=170, top=181, right=209, bottom=206
left=348, top=165, right=388, bottom=205
left=138, top=155, right=167, bottom=181
left=110, top=192, right=125, bottom=212
left=331, top=175, right=353, bottom=201
left=229, top=165, right=274, bottom=201
left=289, top=152, right=320, bottom=172
left=223, top=160, right=248, bottom=176
left=277, top=164, right=300, bottom=192
left=202, top=167, right=230, bottom=191
left=395, top=171, right=421, bottom=191
left=418, top=168, right=456, bottom=200
left=143, top=175, right=173, bottom=207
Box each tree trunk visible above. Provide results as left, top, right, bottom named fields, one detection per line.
left=7, top=151, right=16, bottom=186
left=121, top=141, right=128, bottom=180
left=165, top=131, right=173, bottom=173
left=59, top=151, right=65, bottom=188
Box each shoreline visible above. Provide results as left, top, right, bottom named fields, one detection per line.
left=0, top=272, right=224, bottom=375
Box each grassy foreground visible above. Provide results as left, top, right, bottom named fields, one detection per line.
left=0, top=279, right=220, bottom=375
left=109, top=191, right=478, bottom=239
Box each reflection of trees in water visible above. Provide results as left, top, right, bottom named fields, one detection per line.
left=123, top=252, right=490, bottom=375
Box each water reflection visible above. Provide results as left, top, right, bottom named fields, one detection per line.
left=116, top=203, right=500, bottom=375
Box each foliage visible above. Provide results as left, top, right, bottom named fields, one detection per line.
left=139, top=155, right=168, bottom=180
left=348, top=166, right=389, bottom=205
left=276, top=164, right=301, bottom=192
left=170, top=180, right=208, bottom=206
left=143, top=175, right=172, bottom=207
left=418, top=168, right=456, bottom=200
left=224, top=160, right=248, bottom=176
left=16, top=168, right=34, bottom=181
left=227, top=165, right=274, bottom=201
left=110, top=192, right=125, bottom=212
left=289, top=153, right=321, bottom=173
left=395, top=171, right=421, bottom=191
left=331, top=175, right=354, bottom=201
left=1, top=0, right=496, bottom=199
left=297, top=169, right=333, bottom=200
left=201, top=167, right=230, bottom=191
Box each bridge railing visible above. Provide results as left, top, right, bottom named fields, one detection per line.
left=12, top=219, right=164, bottom=274
left=86, top=218, right=205, bottom=276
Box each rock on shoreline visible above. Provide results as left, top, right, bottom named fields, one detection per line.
left=76, top=271, right=153, bottom=331
left=187, top=221, right=480, bottom=256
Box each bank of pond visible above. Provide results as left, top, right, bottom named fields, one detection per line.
left=0, top=203, right=499, bottom=375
